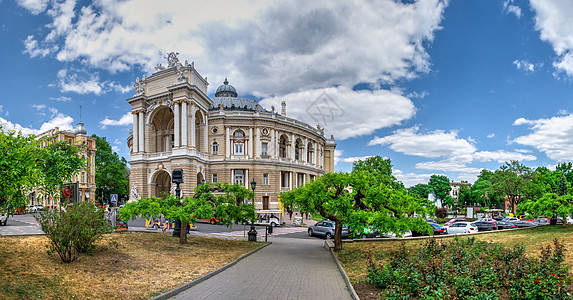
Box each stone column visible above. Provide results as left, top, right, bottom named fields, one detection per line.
left=132, top=111, right=139, bottom=153
left=255, top=127, right=261, bottom=158
left=225, top=126, right=230, bottom=158
left=138, top=111, right=145, bottom=152
left=190, top=105, right=197, bottom=148
left=290, top=133, right=295, bottom=161
left=181, top=100, right=188, bottom=147
left=173, top=102, right=180, bottom=147
left=315, top=142, right=320, bottom=167
left=204, top=111, right=209, bottom=153
left=289, top=172, right=292, bottom=190
left=245, top=169, right=249, bottom=190
left=248, top=127, right=253, bottom=159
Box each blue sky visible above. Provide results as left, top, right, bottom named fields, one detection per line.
left=2, top=0, right=573, bottom=187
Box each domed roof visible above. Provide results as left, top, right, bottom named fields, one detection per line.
left=215, top=78, right=237, bottom=97
left=74, top=122, right=87, bottom=136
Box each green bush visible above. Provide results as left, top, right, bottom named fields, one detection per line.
left=366, top=238, right=572, bottom=299
left=35, top=202, right=112, bottom=263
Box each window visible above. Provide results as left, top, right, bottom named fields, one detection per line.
left=294, top=141, right=300, bottom=160
left=234, top=143, right=244, bottom=155
left=81, top=172, right=85, bottom=183
left=79, top=191, right=82, bottom=201
left=212, top=174, right=218, bottom=183
left=212, top=141, right=219, bottom=155
left=261, top=142, right=268, bottom=156
left=263, top=173, right=269, bottom=186
left=234, top=170, right=243, bottom=185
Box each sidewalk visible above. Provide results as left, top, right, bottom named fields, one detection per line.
left=168, top=236, right=352, bottom=300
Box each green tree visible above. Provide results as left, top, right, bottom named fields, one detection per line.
left=281, top=156, right=433, bottom=251
left=0, top=128, right=41, bottom=216
left=556, top=162, right=573, bottom=185
left=518, top=193, right=573, bottom=228
left=407, top=183, right=432, bottom=199
left=37, top=140, right=85, bottom=204
left=428, top=174, right=451, bottom=207
left=92, top=135, right=129, bottom=204
left=457, top=184, right=472, bottom=207
left=120, top=183, right=256, bottom=244
left=491, top=161, right=531, bottom=214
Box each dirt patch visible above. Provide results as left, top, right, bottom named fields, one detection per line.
left=0, top=232, right=264, bottom=300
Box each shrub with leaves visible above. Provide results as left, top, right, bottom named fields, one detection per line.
left=366, top=237, right=572, bottom=299
left=35, top=202, right=112, bottom=263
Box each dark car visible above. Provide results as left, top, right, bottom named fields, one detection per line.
left=493, top=215, right=504, bottom=221
left=472, top=221, right=495, bottom=231
left=495, top=221, right=516, bottom=230
left=513, top=220, right=537, bottom=228
left=308, top=220, right=349, bottom=239
left=412, top=223, right=447, bottom=236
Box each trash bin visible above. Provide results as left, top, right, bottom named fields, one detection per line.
left=248, top=225, right=257, bottom=242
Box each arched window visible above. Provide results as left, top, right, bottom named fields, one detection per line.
left=233, top=130, right=245, bottom=155
left=212, top=141, right=219, bottom=155
left=294, top=141, right=300, bottom=160
left=279, top=135, right=287, bottom=158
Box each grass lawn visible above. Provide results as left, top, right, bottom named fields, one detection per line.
left=336, top=225, right=573, bottom=299
left=0, top=232, right=265, bottom=300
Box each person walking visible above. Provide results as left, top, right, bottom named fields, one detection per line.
left=162, top=219, right=170, bottom=233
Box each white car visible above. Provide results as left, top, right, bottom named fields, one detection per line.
left=446, top=222, right=478, bottom=234
left=0, top=212, right=7, bottom=226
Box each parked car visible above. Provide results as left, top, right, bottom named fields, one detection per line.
left=355, top=227, right=380, bottom=238
left=567, top=217, right=573, bottom=225
left=472, top=221, right=495, bottom=231
left=444, top=217, right=467, bottom=226
left=495, top=221, right=516, bottom=230
left=426, top=218, right=437, bottom=224
left=26, top=205, right=43, bottom=213
left=513, top=220, right=537, bottom=228
left=493, top=215, right=504, bottom=221
left=308, top=220, right=349, bottom=239
left=445, top=222, right=478, bottom=234
left=0, top=212, right=7, bottom=226
left=412, top=223, right=447, bottom=236
left=255, top=214, right=280, bottom=227
left=536, top=218, right=549, bottom=225
left=502, top=217, right=519, bottom=223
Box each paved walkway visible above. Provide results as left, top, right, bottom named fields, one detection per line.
left=169, top=236, right=352, bottom=300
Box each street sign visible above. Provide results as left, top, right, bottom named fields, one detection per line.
left=111, top=194, right=118, bottom=203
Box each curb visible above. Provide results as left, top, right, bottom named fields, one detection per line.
left=326, top=242, right=360, bottom=300
left=150, top=242, right=271, bottom=300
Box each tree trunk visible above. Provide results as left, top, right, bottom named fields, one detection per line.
left=562, top=215, right=567, bottom=228
left=334, top=221, right=343, bottom=251
left=179, top=221, right=187, bottom=244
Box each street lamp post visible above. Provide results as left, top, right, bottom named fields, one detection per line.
left=248, top=179, right=257, bottom=242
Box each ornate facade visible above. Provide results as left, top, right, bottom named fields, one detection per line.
left=127, top=53, right=336, bottom=210
left=35, top=123, right=97, bottom=207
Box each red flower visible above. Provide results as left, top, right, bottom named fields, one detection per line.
left=552, top=273, right=557, bottom=276
left=516, top=279, right=520, bottom=281
left=535, top=280, right=539, bottom=283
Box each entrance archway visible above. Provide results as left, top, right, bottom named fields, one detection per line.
left=152, top=170, right=171, bottom=198
left=196, top=172, right=205, bottom=186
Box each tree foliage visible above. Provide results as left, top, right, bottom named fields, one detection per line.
left=407, top=183, right=432, bottom=199
left=92, top=135, right=129, bottom=204
left=37, top=140, right=85, bottom=202
left=281, top=156, right=434, bottom=251
left=120, top=183, right=256, bottom=244
left=491, top=161, right=531, bottom=213
left=518, top=193, right=573, bottom=228
left=428, top=174, right=451, bottom=206
left=0, top=129, right=40, bottom=214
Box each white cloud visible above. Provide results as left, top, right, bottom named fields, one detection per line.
left=513, top=114, right=573, bottom=161
left=55, top=68, right=129, bottom=95
left=20, top=0, right=448, bottom=97
left=16, top=0, right=49, bottom=15
left=487, top=133, right=495, bottom=138
left=260, top=86, right=416, bottom=140
left=368, top=126, right=476, bottom=159
left=23, top=35, right=53, bottom=58
left=530, top=0, right=573, bottom=77
left=503, top=0, right=522, bottom=19
left=32, top=104, right=46, bottom=110
left=406, top=91, right=430, bottom=99
left=0, top=111, right=74, bottom=136
left=112, top=146, right=120, bottom=152
left=393, top=169, right=433, bottom=188
left=513, top=59, right=542, bottom=73
left=99, top=112, right=133, bottom=129
left=473, top=150, right=536, bottom=163
left=49, top=96, right=72, bottom=102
